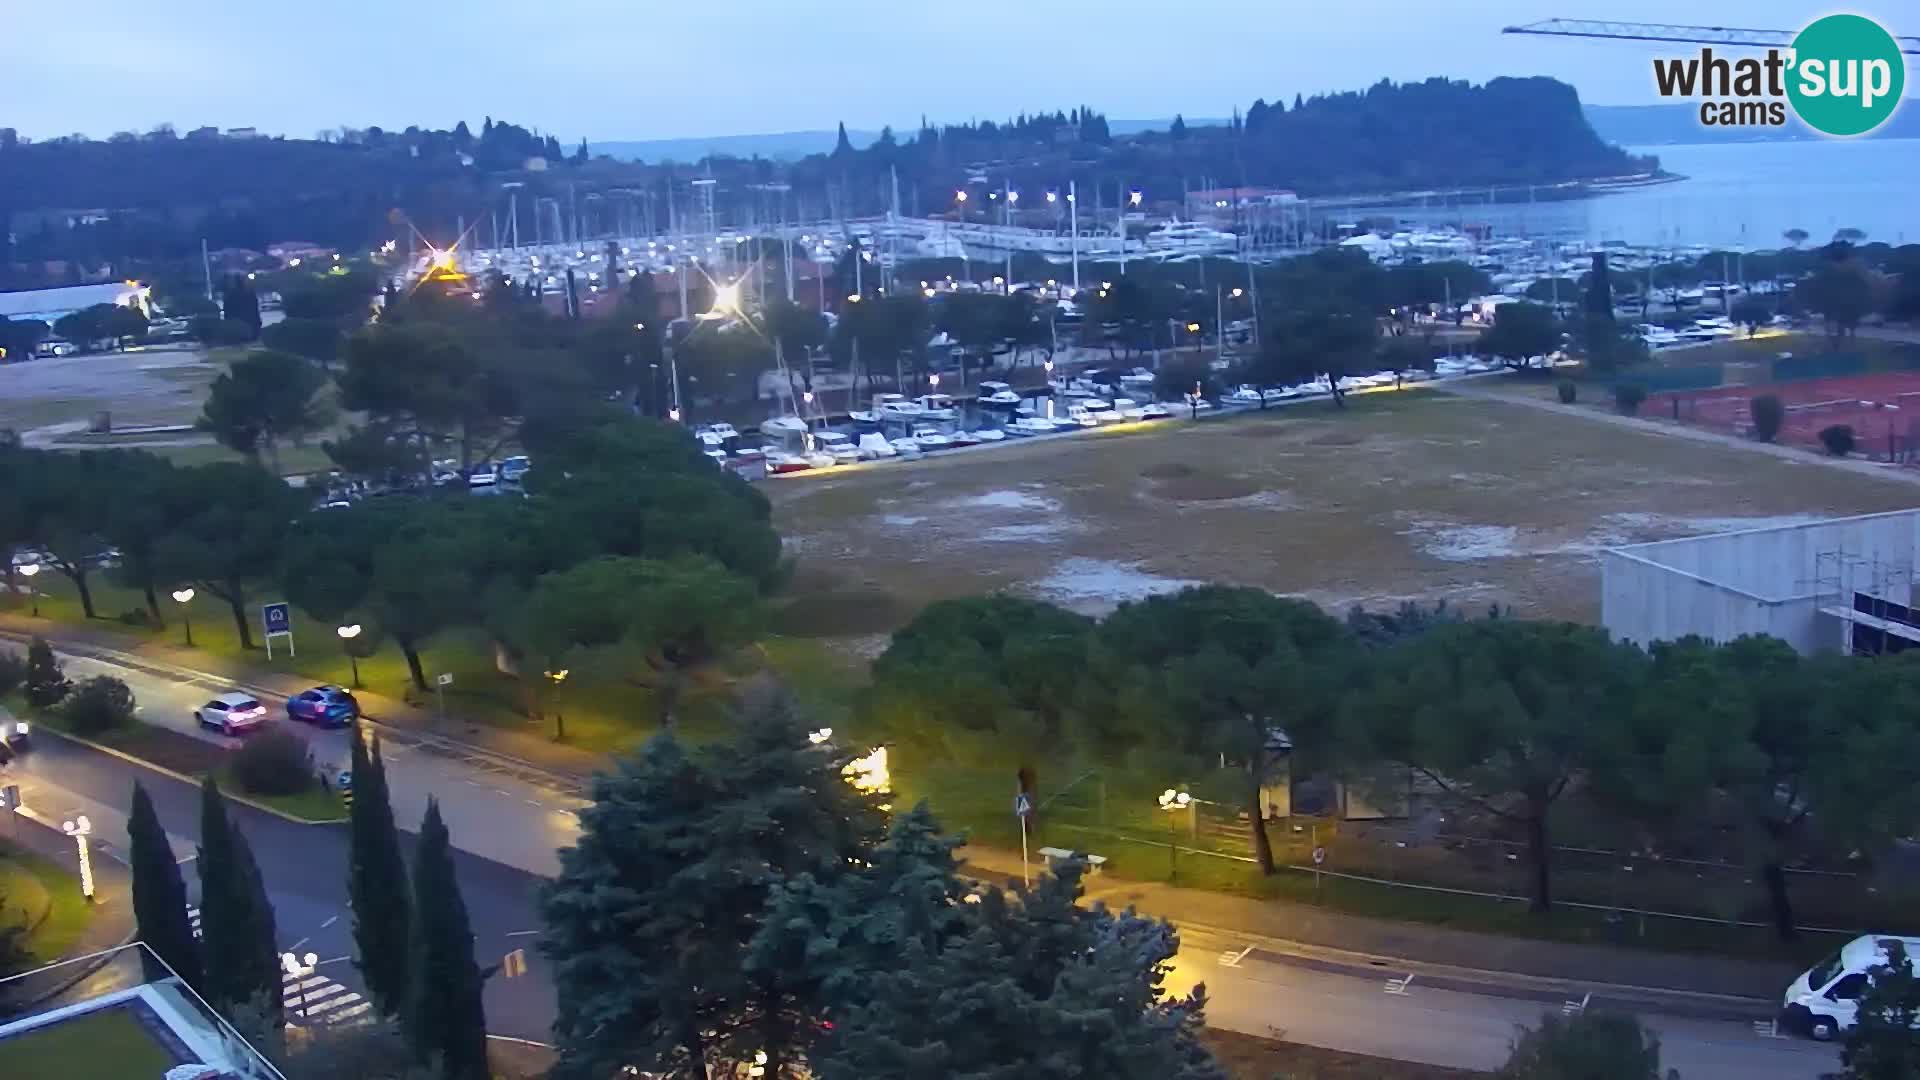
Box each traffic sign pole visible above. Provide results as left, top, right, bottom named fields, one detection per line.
left=1014, top=791, right=1032, bottom=888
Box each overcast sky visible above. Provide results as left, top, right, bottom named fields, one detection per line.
left=3, top=1, right=1908, bottom=142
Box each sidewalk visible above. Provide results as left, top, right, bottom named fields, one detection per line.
left=4, top=614, right=1800, bottom=1004
left=958, top=845, right=1796, bottom=1004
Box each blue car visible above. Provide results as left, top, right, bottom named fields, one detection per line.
left=286, top=685, right=359, bottom=727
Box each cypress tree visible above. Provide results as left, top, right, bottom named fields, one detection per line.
left=197, top=776, right=280, bottom=1025
left=128, top=781, right=203, bottom=991
left=403, top=800, right=489, bottom=1080
left=349, top=725, right=411, bottom=1017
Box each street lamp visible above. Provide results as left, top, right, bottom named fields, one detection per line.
left=17, top=563, right=39, bottom=618
left=808, top=727, right=833, bottom=745
left=280, top=952, right=319, bottom=1020
left=172, top=588, right=195, bottom=647
left=545, top=669, right=569, bottom=741
left=62, top=816, right=94, bottom=900
left=1157, top=788, right=1191, bottom=881
left=336, top=623, right=363, bottom=688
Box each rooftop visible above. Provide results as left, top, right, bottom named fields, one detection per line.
left=0, top=944, right=282, bottom=1080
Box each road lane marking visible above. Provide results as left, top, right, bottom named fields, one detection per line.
left=1562, top=991, right=1590, bottom=1016
left=505, top=929, right=542, bottom=938
left=1383, top=973, right=1416, bottom=995
left=1218, top=945, right=1255, bottom=968
left=1753, top=1019, right=1790, bottom=1039
left=319, top=915, right=338, bottom=930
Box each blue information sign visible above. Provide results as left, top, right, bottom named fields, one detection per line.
left=262, top=602, right=292, bottom=636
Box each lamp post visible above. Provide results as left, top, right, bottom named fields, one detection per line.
left=171, top=588, right=195, bottom=646
left=545, top=669, right=569, bottom=741
left=335, top=623, right=363, bottom=688
left=280, top=951, right=318, bottom=1020
left=1157, top=788, right=1191, bottom=881
left=62, top=815, right=94, bottom=900
left=18, top=563, right=39, bottom=618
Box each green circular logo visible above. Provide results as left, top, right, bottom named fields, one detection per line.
left=1787, top=14, right=1906, bottom=136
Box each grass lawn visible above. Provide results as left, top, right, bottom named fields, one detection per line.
left=0, top=1004, right=179, bottom=1079
left=1201, top=1029, right=1480, bottom=1079
left=0, top=842, right=93, bottom=963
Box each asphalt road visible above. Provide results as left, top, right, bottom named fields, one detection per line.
left=1166, top=924, right=1838, bottom=1078
left=12, top=647, right=1849, bottom=1074
left=9, top=734, right=559, bottom=1043
left=59, top=649, right=585, bottom=876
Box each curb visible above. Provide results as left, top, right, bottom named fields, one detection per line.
left=33, top=727, right=347, bottom=827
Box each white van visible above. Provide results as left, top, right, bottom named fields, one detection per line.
left=1781, top=934, right=1920, bottom=1040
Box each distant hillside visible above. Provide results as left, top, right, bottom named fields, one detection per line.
left=1585, top=102, right=1920, bottom=145
left=588, top=119, right=1224, bottom=160
left=593, top=129, right=880, bottom=163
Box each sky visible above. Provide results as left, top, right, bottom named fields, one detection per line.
left=2, top=1, right=1908, bottom=142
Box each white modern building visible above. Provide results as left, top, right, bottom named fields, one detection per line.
left=1601, top=509, right=1920, bottom=656
left=0, top=281, right=151, bottom=326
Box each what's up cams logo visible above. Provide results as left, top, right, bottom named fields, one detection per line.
left=1652, top=14, right=1907, bottom=136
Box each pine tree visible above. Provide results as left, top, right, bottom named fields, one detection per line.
left=1832, top=940, right=1920, bottom=1080
left=403, top=800, right=489, bottom=1080
left=197, top=777, right=280, bottom=1025
left=23, top=636, right=68, bottom=708
left=349, top=726, right=411, bottom=1017
left=542, top=691, right=882, bottom=1080
left=1170, top=114, right=1188, bottom=140
left=128, top=781, right=202, bottom=991
left=813, top=861, right=1225, bottom=1080
left=833, top=122, right=853, bottom=157
left=748, top=802, right=970, bottom=1026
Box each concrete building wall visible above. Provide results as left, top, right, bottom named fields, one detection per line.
left=1602, top=509, right=1920, bottom=653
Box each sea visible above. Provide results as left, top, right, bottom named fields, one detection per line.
left=1348, top=138, right=1920, bottom=251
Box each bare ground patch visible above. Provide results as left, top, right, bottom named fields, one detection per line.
left=770, top=392, right=1920, bottom=637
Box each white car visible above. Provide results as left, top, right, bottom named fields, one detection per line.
left=196, top=692, right=268, bottom=736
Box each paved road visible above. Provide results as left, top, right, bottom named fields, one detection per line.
left=19, top=647, right=1851, bottom=1074
left=58, top=648, right=585, bottom=876
left=1167, top=923, right=1838, bottom=1079
left=8, top=735, right=559, bottom=1043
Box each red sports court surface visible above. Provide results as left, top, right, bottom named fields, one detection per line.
left=1654, top=371, right=1920, bottom=460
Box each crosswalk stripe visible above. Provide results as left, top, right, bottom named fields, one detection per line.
left=303, top=996, right=363, bottom=1017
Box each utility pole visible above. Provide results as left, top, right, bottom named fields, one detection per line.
left=201, top=238, right=213, bottom=301
left=1070, top=180, right=1080, bottom=293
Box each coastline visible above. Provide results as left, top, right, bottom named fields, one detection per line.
left=1309, top=169, right=1686, bottom=212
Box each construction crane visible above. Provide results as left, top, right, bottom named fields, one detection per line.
left=1502, top=19, right=1920, bottom=54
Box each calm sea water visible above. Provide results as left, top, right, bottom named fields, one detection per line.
left=1356, top=138, right=1920, bottom=251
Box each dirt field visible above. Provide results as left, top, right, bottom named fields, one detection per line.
left=771, top=390, right=1920, bottom=644
left=0, top=343, right=225, bottom=444
left=1654, top=370, right=1920, bottom=457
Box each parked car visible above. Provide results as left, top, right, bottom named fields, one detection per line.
left=498, top=455, right=532, bottom=483
left=467, top=463, right=499, bottom=487
left=195, top=692, right=269, bottom=736
left=286, top=685, right=359, bottom=727
left=3, top=717, right=28, bottom=751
